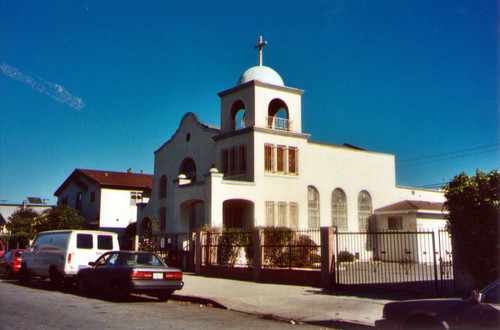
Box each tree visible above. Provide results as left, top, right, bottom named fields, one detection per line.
left=36, top=205, right=84, bottom=232
left=6, top=207, right=39, bottom=236
left=6, top=207, right=40, bottom=248
left=444, top=169, right=499, bottom=292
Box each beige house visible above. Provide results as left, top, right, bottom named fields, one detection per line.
left=137, top=44, right=445, bottom=237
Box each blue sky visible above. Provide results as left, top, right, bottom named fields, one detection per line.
left=1, top=0, right=498, bottom=205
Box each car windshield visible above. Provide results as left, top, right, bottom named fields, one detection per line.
left=123, top=253, right=164, bottom=267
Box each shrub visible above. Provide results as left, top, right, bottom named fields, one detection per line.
left=337, top=251, right=355, bottom=263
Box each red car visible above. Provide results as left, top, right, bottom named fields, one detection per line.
left=0, top=249, right=25, bottom=278
left=0, top=240, right=5, bottom=258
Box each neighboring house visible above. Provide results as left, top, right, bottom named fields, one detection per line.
left=54, top=169, right=153, bottom=236
left=137, top=39, right=445, bottom=240
left=0, top=198, right=54, bottom=234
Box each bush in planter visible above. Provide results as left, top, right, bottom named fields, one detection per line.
left=338, top=251, right=355, bottom=263
left=216, top=228, right=249, bottom=267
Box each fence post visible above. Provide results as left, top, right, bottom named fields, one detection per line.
left=195, top=230, right=202, bottom=275
left=321, top=227, right=335, bottom=289
left=252, top=228, right=263, bottom=282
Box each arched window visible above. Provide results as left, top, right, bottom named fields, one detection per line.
left=268, top=99, right=290, bottom=131
left=230, top=100, right=246, bottom=131
left=358, top=190, right=372, bottom=231
left=179, top=157, right=197, bottom=184
left=308, top=186, right=320, bottom=228
left=158, top=175, right=167, bottom=199
left=331, top=188, right=347, bottom=230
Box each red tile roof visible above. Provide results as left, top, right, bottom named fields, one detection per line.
left=55, top=169, right=153, bottom=196
left=375, top=200, right=445, bottom=213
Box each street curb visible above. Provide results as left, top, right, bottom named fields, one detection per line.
left=171, top=294, right=374, bottom=328
left=170, top=294, right=227, bottom=309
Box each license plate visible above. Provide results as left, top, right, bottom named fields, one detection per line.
left=153, top=273, right=163, bottom=280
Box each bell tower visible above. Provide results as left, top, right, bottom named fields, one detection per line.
left=218, top=36, right=304, bottom=135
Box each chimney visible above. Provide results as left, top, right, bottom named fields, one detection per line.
left=127, top=168, right=132, bottom=173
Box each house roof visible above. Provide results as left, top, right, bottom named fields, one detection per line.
left=54, top=169, right=154, bottom=196
left=375, top=200, right=446, bottom=214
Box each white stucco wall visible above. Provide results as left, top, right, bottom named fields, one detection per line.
left=100, top=188, right=138, bottom=229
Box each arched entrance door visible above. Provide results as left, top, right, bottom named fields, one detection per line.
left=223, top=199, right=254, bottom=229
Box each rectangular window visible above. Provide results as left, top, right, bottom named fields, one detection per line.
left=278, top=202, right=287, bottom=227
left=239, top=144, right=247, bottom=173
left=97, top=235, right=113, bottom=250
left=264, top=144, right=274, bottom=172
left=130, top=191, right=142, bottom=205
left=62, top=197, right=68, bottom=206
left=388, top=216, right=403, bottom=230
left=230, top=147, right=237, bottom=174
left=90, top=192, right=95, bottom=203
left=76, top=193, right=83, bottom=210
left=288, top=147, right=298, bottom=174
left=289, top=203, right=298, bottom=229
left=76, top=234, right=93, bottom=249
left=277, top=145, right=285, bottom=173
left=265, top=201, right=275, bottom=227
left=221, top=149, right=229, bottom=175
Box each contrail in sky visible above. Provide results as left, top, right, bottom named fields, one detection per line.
left=1, top=63, right=84, bottom=110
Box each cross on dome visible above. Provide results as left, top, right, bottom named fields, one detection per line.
left=254, top=36, right=267, bottom=66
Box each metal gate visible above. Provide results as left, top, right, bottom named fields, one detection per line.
left=333, top=230, right=454, bottom=295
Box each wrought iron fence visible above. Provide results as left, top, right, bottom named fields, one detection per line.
left=261, top=228, right=321, bottom=269
left=139, top=233, right=190, bottom=269
left=201, top=230, right=252, bottom=267
left=334, top=229, right=453, bottom=295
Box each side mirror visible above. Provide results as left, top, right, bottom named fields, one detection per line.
left=88, top=261, right=95, bottom=267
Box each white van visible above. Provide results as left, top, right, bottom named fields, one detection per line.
left=20, top=230, right=119, bottom=284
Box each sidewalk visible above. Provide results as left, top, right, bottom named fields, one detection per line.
left=173, top=274, right=392, bottom=327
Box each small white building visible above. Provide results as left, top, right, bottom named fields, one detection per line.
left=0, top=198, right=54, bottom=234
left=137, top=38, right=446, bottom=237
left=54, top=169, right=153, bottom=236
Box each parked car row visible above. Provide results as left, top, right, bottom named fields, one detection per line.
left=4, top=230, right=184, bottom=302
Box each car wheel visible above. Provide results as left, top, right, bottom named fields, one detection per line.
left=19, top=264, right=31, bottom=283
left=49, top=268, right=63, bottom=287
left=157, top=290, right=174, bottom=302
left=77, top=276, right=90, bottom=296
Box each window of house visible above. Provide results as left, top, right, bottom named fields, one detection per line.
left=90, top=192, right=95, bottom=203
left=265, top=201, right=275, bottom=227
left=358, top=190, right=372, bottom=231
left=278, top=202, right=287, bottom=227
left=130, top=191, right=142, bottom=205
left=221, top=149, right=229, bottom=175
left=288, top=147, right=298, bottom=174
left=159, top=175, right=167, bottom=199
left=277, top=145, right=285, bottom=173
left=331, top=188, right=347, bottom=231
left=62, top=197, right=68, bottom=206
left=308, top=186, right=320, bottom=228
left=289, top=202, right=298, bottom=229
left=388, top=216, right=403, bottom=230
left=264, top=144, right=274, bottom=172
left=76, top=192, right=83, bottom=210
left=179, top=157, right=197, bottom=183
left=230, top=147, right=237, bottom=174
left=239, top=144, right=247, bottom=173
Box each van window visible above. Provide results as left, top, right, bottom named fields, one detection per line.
left=77, top=234, right=93, bottom=249
left=50, top=233, right=70, bottom=249
left=34, top=234, right=51, bottom=248
left=97, top=235, right=113, bottom=250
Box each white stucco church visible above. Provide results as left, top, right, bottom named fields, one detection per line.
left=137, top=37, right=445, bottom=237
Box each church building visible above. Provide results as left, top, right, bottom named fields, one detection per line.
left=137, top=37, right=444, bottom=237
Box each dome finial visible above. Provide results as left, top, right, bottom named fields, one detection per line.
left=254, top=36, right=267, bottom=66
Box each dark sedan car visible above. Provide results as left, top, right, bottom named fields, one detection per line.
left=77, top=251, right=184, bottom=301
left=375, top=280, right=500, bottom=329
left=0, top=249, right=25, bottom=278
